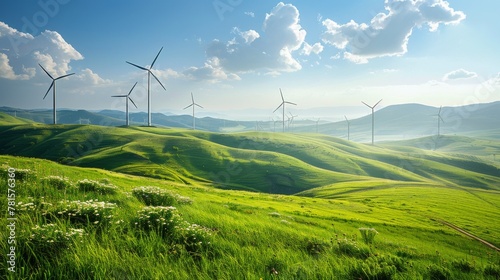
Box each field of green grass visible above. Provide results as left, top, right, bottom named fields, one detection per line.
left=1, top=117, right=500, bottom=279
left=1, top=155, right=499, bottom=279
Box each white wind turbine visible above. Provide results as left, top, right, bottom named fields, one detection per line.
left=436, top=106, right=445, bottom=137
left=39, top=64, right=75, bottom=125
left=112, top=82, right=138, bottom=126
left=344, top=115, right=351, bottom=141
left=362, top=99, right=382, bottom=145
left=126, top=47, right=166, bottom=126
left=273, top=88, right=296, bottom=133
left=183, top=92, right=203, bottom=130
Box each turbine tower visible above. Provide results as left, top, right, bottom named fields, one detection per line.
left=112, top=82, right=138, bottom=126
left=273, top=88, right=296, bottom=133
left=361, top=99, right=382, bottom=145
left=344, top=115, right=350, bottom=141
left=126, top=47, right=166, bottom=126
left=436, top=106, right=444, bottom=137
left=39, top=64, right=74, bottom=125
left=183, top=92, right=203, bottom=130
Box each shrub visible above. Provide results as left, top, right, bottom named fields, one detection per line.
left=132, top=186, right=176, bottom=206
left=132, top=186, right=192, bottom=206
left=359, top=227, right=378, bottom=245
left=77, top=179, right=118, bottom=194
left=41, top=175, right=72, bottom=189
left=427, top=264, right=451, bottom=280
left=46, top=199, right=116, bottom=226
left=349, top=255, right=403, bottom=280
left=336, top=237, right=371, bottom=259
left=132, top=206, right=184, bottom=239
left=304, top=238, right=329, bottom=256
left=452, top=259, right=475, bottom=272
left=26, top=224, right=85, bottom=258
left=484, top=264, right=500, bottom=278
left=177, top=223, right=212, bottom=256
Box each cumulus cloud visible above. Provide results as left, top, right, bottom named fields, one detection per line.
left=204, top=2, right=307, bottom=77
left=301, top=42, right=323, bottom=56
left=75, top=68, right=112, bottom=85
left=321, top=0, right=466, bottom=63
left=0, top=53, right=35, bottom=80
left=0, top=22, right=84, bottom=79
left=0, top=21, right=112, bottom=92
left=443, top=68, right=478, bottom=81
left=244, top=11, right=255, bottom=18
left=183, top=57, right=240, bottom=83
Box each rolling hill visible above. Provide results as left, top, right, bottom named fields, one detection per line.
left=1, top=115, right=499, bottom=278
left=0, top=119, right=498, bottom=195
left=2, top=100, right=499, bottom=141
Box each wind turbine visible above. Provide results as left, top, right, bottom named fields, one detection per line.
left=183, top=92, right=203, bottom=130
left=112, top=82, right=138, bottom=126
left=436, top=106, right=445, bottom=137
left=288, top=112, right=298, bottom=131
left=361, top=99, right=382, bottom=145
left=344, top=115, right=351, bottom=141
left=273, top=88, right=296, bottom=133
left=126, top=47, right=166, bottom=126
left=39, top=64, right=75, bottom=125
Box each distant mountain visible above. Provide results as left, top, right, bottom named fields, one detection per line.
left=1, top=101, right=499, bottom=141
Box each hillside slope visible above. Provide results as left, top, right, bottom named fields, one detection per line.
left=1, top=123, right=499, bottom=194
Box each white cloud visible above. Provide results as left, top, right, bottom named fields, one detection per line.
left=443, top=68, right=478, bottom=81
left=321, top=0, right=466, bottom=63
left=183, top=57, right=240, bottom=83
left=0, top=21, right=83, bottom=79
left=244, top=11, right=255, bottom=18
left=204, top=2, right=306, bottom=77
left=301, top=42, right=323, bottom=56
left=232, top=27, right=260, bottom=44
left=75, top=68, right=112, bottom=85
left=0, top=53, right=35, bottom=80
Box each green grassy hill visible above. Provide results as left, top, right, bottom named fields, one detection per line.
left=1, top=123, right=499, bottom=196
left=1, top=155, right=499, bottom=279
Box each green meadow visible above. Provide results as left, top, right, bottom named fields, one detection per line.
left=1, top=118, right=499, bottom=279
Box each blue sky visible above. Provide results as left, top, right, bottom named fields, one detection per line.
left=0, top=0, right=499, bottom=120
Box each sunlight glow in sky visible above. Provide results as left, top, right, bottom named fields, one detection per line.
left=0, top=0, right=499, bottom=120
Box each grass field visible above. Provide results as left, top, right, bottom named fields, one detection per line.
left=1, top=118, right=500, bottom=279
left=1, top=155, right=499, bottom=279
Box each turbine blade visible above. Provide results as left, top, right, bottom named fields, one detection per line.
left=439, top=115, right=445, bottom=122
left=195, top=103, right=203, bottom=108
left=344, top=115, right=348, bottom=122
left=128, top=82, right=138, bottom=96
left=111, top=95, right=128, bottom=97
left=438, top=106, right=442, bottom=115
left=273, top=103, right=283, bottom=113
left=373, top=99, right=383, bottom=108
left=150, top=47, right=163, bottom=68
left=279, top=88, right=284, bottom=101
left=55, top=73, right=75, bottom=80
left=361, top=101, right=371, bottom=108
left=43, top=82, right=54, bottom=99
left=191, top=92, right=194, bottom=103
left=129, top=97, right=138, bottom=108
left=183, top=104, right=194, bottom=110
left=150, top=71, right=166, bottom=90
left=38, top=64, right=54, bottom=80
left=126, top=61, right=149, bottom=71
left=285, top=101, right=297, bottom=106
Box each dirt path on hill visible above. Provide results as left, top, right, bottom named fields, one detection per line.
left=436, top=219, right=500, bottom=252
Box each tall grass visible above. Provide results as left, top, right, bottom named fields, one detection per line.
left=1, top=155, right=499, bottom=279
